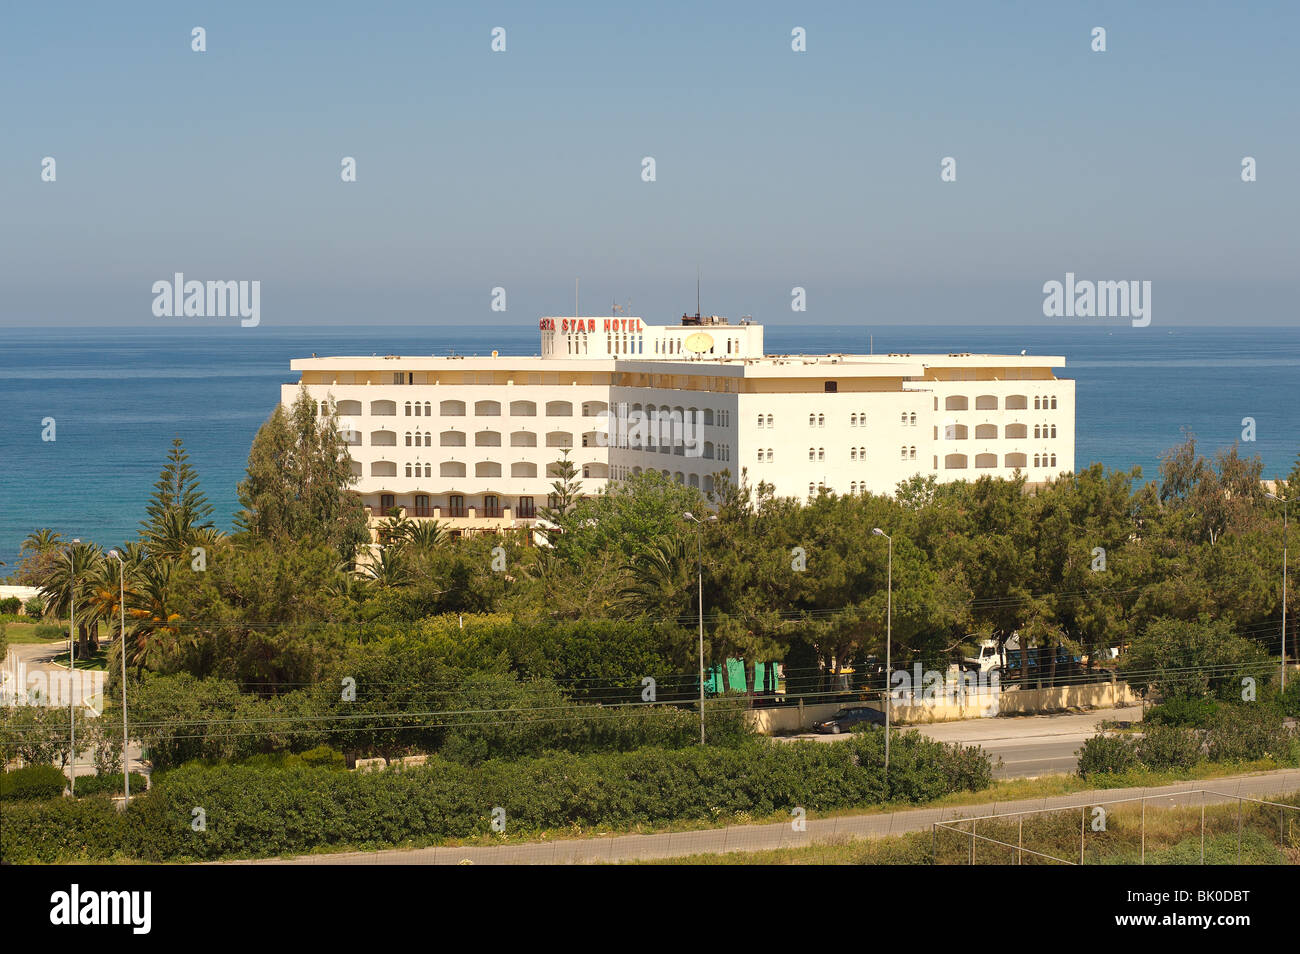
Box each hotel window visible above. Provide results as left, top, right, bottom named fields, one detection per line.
left=851, top=414, right=858, bottom=427
left=809, top=447, right=815, bottom=461
left=757, top=415, right=764, bottom=428
left=910, top=447, right=917, bottom=460
left=483, top=495, right=501, bottom=518
left=1050, top=424, right=1057, bottom=438
left=1050, top=453, right=1057, bottom=467
left=405, top=463, right=413, bottom=477
left=424, top=402, right=432, bottom=416
left=413, top=404, right=422, bottom=416
left=1051, top=396, right=1058, bottom=410
left=517, top=497, right=535, bottom=519
left=757, top=448, right=764, bottom=463
left=824, top=381, right=837, bottom=393
left=851, top=447, right=858, bottom=461
left=704, top=409, right=714, bottom=425
left=1034, top=425, right=1041, bottom=439
left=405, top=432, right=412, bottom=446
left=379, top=494, right=395, bottom=517
left=850, top=481, right=857, bottom=494
left=818, top=448, right=825, bottom=461
left=414, top=495, right=430, bottom=517
left=809, top=414, right=816, bottom=427
left=404, top=402, right=412, bottom=416
left=900, top=412, right=907, bottom=425
left=766, top=448, right=774, bottom=462
left=766, top=414, right=773, bottom=427
left=809, top=483, right=816, bottom=496
left=1035, top=396, right=1041, bottom=410
left=448, top=495, right=466, bottom=518
left=909, top=413, right=917, bottom=426
left=815, top=414, right=823, bottom=427
left=1034, top=454, right=1041, bottom=467
left=901, top=446, right=908, bottom=460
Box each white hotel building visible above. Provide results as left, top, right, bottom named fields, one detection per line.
left=283, top=315, right=1074, bottom=534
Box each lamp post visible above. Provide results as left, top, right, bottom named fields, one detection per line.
left=108, top=549, right=129, bottom=804
left=1265, top=493, right=1289, bottom=692
left=684, top=512, right=715, bottom=745
left=67, top=538, right=81, bottom=794
left=873, top=528, right=892, bottom=777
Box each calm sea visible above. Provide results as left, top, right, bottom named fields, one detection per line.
left=1, top=323, right=1297, bottom=567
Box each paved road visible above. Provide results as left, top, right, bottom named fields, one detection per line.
left=789, top=706, right=1144, bottom=778
left=247, top=768, right=1299, bottom=865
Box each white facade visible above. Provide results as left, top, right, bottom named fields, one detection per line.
left=283, top=317, right=1075, bottom=531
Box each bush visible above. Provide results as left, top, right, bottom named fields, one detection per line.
left=0, top=597, right=20, bottom=615
left=24, top=597, right=45, bottom=617
left=1135, top=724, right=1203, bottom=771
left=1204, top=705, right=1293, bottom=763
left=1076, top=734, right=1139, bottom=777
left=73, top=772, right=149, bottom=797
left=297, top=745, right=346, bottom=771
left=0, top=765, right=67, bottom=801
left=0, top=732, right=993, bottom=863
left=33, top=623, right=64, bottom=640
left=1146, top=695, right=1220, bottom=728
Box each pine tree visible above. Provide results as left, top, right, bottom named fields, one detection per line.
left=538, top=448, right=583, bottom=545
left=236, top=387, right=369, bottom=560
left=141, top=438, right=214, bottom=556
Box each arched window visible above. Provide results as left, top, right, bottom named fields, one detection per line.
left=404, top=432, right=412, bottom=446
left=901, top=446, right=908, bottom=460
left=766, top=448, right=773, bottom=462
left=1050, top=453, right=1057, bottom=467
left=909, top=412, right=917, bottom=425
left=766, top=415, right=773, bottom=427
left=404, top=463, right=412, bottom=477
left=424, top=402, right=432, bottom=416
left=1050, top=424, right=1057, bottom=438
left=757, top=415, right=764, bottom=428
left=404, top=402, right=412, bottom=416
left=809, top=448, right=815, bottom=461
left=1034, top=396, right=1041, bottom=410
left=809, top=413, right=816, bottom=427
left=1034, top=454, right=1041, bottom=467
left=900, top=412, right=908, bottom=425
left=1034, top=424, right=1041, bottom=439
left=851, top=447, right=858, bottom=460
left=1051, top=396, right=1058, bottom=410
left=851, top=414, right=858, bottom=427
left=817, top=448, right=825, bottom=461
left=910, top=446, right=917, bottom=460
left=817, top=414, right=824, bottom=427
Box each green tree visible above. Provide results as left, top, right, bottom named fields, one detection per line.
left=236, top=387, right=370, bottom=561
left=141, top=438, right=215, bottom=558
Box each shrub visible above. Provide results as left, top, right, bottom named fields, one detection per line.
left=1076, top=734, right=1139, bottom=777
left=1135, top=724, right=1203, bottom=771
left=33, top=624, right=64, bottom=640
left=0, top=732, right=994, bottom=863
left=1146, top=695, right=1220, bottom=728
left=1204, top=705, right=1293, bottom=763
left=73, top=772, right=149, bottom=797
left=297, top=745, right=346, bottom=771
left=0, top=765, right=67, bottom=801
left=0, top=597, right=20, bottom=615
left=24, top=597, right=46, bottom=617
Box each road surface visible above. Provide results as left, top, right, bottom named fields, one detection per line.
left=789, top=706, right=1144, bottom=778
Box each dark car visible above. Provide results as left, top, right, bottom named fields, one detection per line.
left=812, top=707, right=886, bottom=735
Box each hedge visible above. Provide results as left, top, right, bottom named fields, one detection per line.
left=73, top=772, right=150, bottom=797
left=1, top=730, right=992, bottom=863
left=0, top=765, right=67, bottom=801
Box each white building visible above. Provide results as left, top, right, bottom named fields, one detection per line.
left=283, top=314, right=1075, bottom=534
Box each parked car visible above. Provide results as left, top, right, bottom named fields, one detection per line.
left=812, top=706, right=886, bottom=734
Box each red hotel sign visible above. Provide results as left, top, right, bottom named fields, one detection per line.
left=539, top=318, right=644, bottom=333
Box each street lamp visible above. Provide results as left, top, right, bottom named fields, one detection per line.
left=873, top=528, right=892, bottom=777
left=684, top=512, right=716, bottom=745
left=107, top=549, right=130, bottom=804
left=1265, top=493, right=1289, bottom=692
left=67, top=538, right=80, bottom=794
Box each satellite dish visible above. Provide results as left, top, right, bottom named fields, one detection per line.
left=683, top=332, right=714, bottom=353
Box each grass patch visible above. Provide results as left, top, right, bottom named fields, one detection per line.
left=1, top=621, right=71, bottom=644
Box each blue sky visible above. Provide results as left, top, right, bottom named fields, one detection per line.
left=2, top=1, right=1297, bottom=327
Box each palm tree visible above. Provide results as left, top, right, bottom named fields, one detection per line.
left=616, top=533, right=696, bottom=620
left=377, top=510, right=412, bottom=548
left=36, top=541, right=103, bottom=656
left=404, top=520, right=447, bottom=557
left=122, top=560, right=189, bottom=670
left=361, top=546, right=415, bottom=589
left=20, top=528, right=63, bottom=556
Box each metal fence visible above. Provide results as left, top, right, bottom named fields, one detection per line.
left=932, top=789, right=1300, bottom=865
